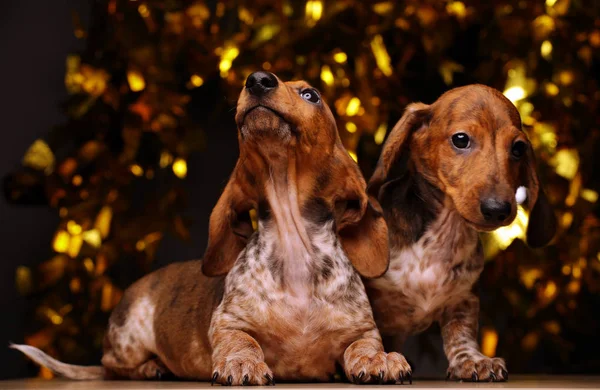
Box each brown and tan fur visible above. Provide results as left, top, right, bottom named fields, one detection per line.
left=366, top=85, right=557, bottom=381
left=13, top=72, right=411, bottom=385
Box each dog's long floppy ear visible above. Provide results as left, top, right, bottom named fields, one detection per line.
left=332, top=144, right=389, bottom=278
left=202, top=166, right=256, bottom=277
left=522, top=146, right=557, bottom=248
left=368, top=102, right=430, bottom=199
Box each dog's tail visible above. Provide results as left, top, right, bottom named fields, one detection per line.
left=10, top=344, right=104, bottom=380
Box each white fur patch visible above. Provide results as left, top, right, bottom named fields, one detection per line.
left=516, top=186, right=527, bottom=205
left=112, top=297, right=156, bottom=354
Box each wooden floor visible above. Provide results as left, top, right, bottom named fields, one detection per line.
left=1, top=377, right=599, bottom=389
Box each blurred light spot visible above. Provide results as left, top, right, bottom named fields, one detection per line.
left=492, top=206, right=528, bottom=250
left=541, top=40, right=553, bottom=60
left=305, top=0, right=323, bottom=25
left=545, top=82, right=559, bottom=96
left=190, top=74, right=204, bottom=87
left=370, top=35, right=393, bottom=76
left=544, top=321, right=561, bottom=334
left=130, top=164, right=144, bottom=177
left=544, top=281, right=557, bottom=298
left=522, top=332, right=539, bottom=351
left=346, top=97, right=361, bottom=116
left=374, top=123, right=387, bottom=145
left=320, top=65, right=334, bottom=86
left=520, top=267, right=542, bottom=289
left=559, top=70, right=574, bottom=86
left=561, top=212, right=573, bottom=228
left=567, top=280, right=580, bottom=294
left=333, top=52, right=347, bottom=63
left=53, top=231, right=70, bottom=253
left=345, top=122, right=357, bottom=133
left=172, top=158, right=187, bottom=178
left=348, top=151, right=358, bottom=162
left=138, top=4, right=150, bottom=17
left=67, top=221, right=82, bottom=235
left=581, top=189, right=598, bottom=203
left=83, top=258, right=94, bottom=274
left=503, top=86, right=526, bottom=103
left=82, top=229, right=102, bottom=248
left=95, top=206, right=113, bottom=239
left=136, top=240, right=146, bottom=251
left=551, top=149, right=579, bottom=180
left=481, top=327, right=498, bottom=357
left=68, top=235, right=83, bottom=258
left=160, top=151, right=174, bottom=168
left=446, top=1, right=467, bottom=20
left=127, top=70, right=146, bottom=92
left=219, top=45, right=239, bottom=76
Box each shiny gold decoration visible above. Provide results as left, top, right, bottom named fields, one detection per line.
left=22, top=140, right=55, bottom=175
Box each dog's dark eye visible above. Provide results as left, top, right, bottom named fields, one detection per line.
left=300, top=89, right=320, bottom=104
left=451, top=133, right=470, bottom=149
left=511, top=141, right=527, bottom=159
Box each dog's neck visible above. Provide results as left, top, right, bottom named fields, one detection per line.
left=254, top=151, right=323, bottom=298
left=381, top=167, right=478, bottom=252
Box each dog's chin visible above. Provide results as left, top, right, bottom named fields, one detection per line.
left=239, top=106, right=292, bottom=140
left=461, top=215, right=515, bottom=232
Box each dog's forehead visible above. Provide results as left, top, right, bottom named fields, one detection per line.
left=435, top=84, right=522, bottom=130
left=285, top=80, right=313, bottom=91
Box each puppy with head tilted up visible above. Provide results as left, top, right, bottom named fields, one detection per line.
left=12, top=72, right=411, bottom=385
left=366, top=85, right=557, bottom=382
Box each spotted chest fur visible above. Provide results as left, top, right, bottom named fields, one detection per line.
left=210, top=219, right=376, bottom=381
left=366, top=208, right=482, bottom=336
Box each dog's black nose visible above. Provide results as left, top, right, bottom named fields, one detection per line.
left=480, top=199, right=512, bottom=222
left=245, top=71, right=278, bottom=97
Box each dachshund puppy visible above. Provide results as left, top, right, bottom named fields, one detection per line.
left=12, top=72, right=411, bottom=385
left=366, top=84, right=557, bottom=382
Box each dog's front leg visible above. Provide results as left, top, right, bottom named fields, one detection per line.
left=210, top=326, right=273, bottom=386
left=342, top=328, right=412, bottom=384
left=441, top=294, right=507, bottom=381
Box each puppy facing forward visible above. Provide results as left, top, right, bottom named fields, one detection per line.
left=366, top=84, right=557, bottom=381
left=12, top=71, right=412, bottom=385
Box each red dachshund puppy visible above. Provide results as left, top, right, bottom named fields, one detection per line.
left=12, top=72, right=412, bottom=385
left=366, top=85, right=556, bottom=381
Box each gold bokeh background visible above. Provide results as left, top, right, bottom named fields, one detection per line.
left=4, top=0, right=600, bottom=376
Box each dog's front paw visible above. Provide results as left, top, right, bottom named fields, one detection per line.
left=345, top=351, right=412, bottom=384
left=212, top=357, right=274, bottom=386
left=447, top=354, right=507, bottom=382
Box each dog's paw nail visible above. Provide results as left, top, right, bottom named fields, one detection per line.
left=407, top=372, right=412, bottom=384
left=264, top=373, right=274, bottom=385
left=378, top=371, right=384, bottom=384
left=352, top=374, right=358, bottom=384
left=489, top=372, right=497, bottom=382
left=242, top=374, right=249, bottom=386
left=226, top=375, right=233, bottom=386
left=471, top=372, right=478, bottom=382
left=399, top=373, right=404, bottom=384
left=211, top=372, right=219, bottom=386
left=502, top=369, right=508, bottom=381
left=446, top=372, right=451, bottom=381
left=358, top=371, right=365, bottom=380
